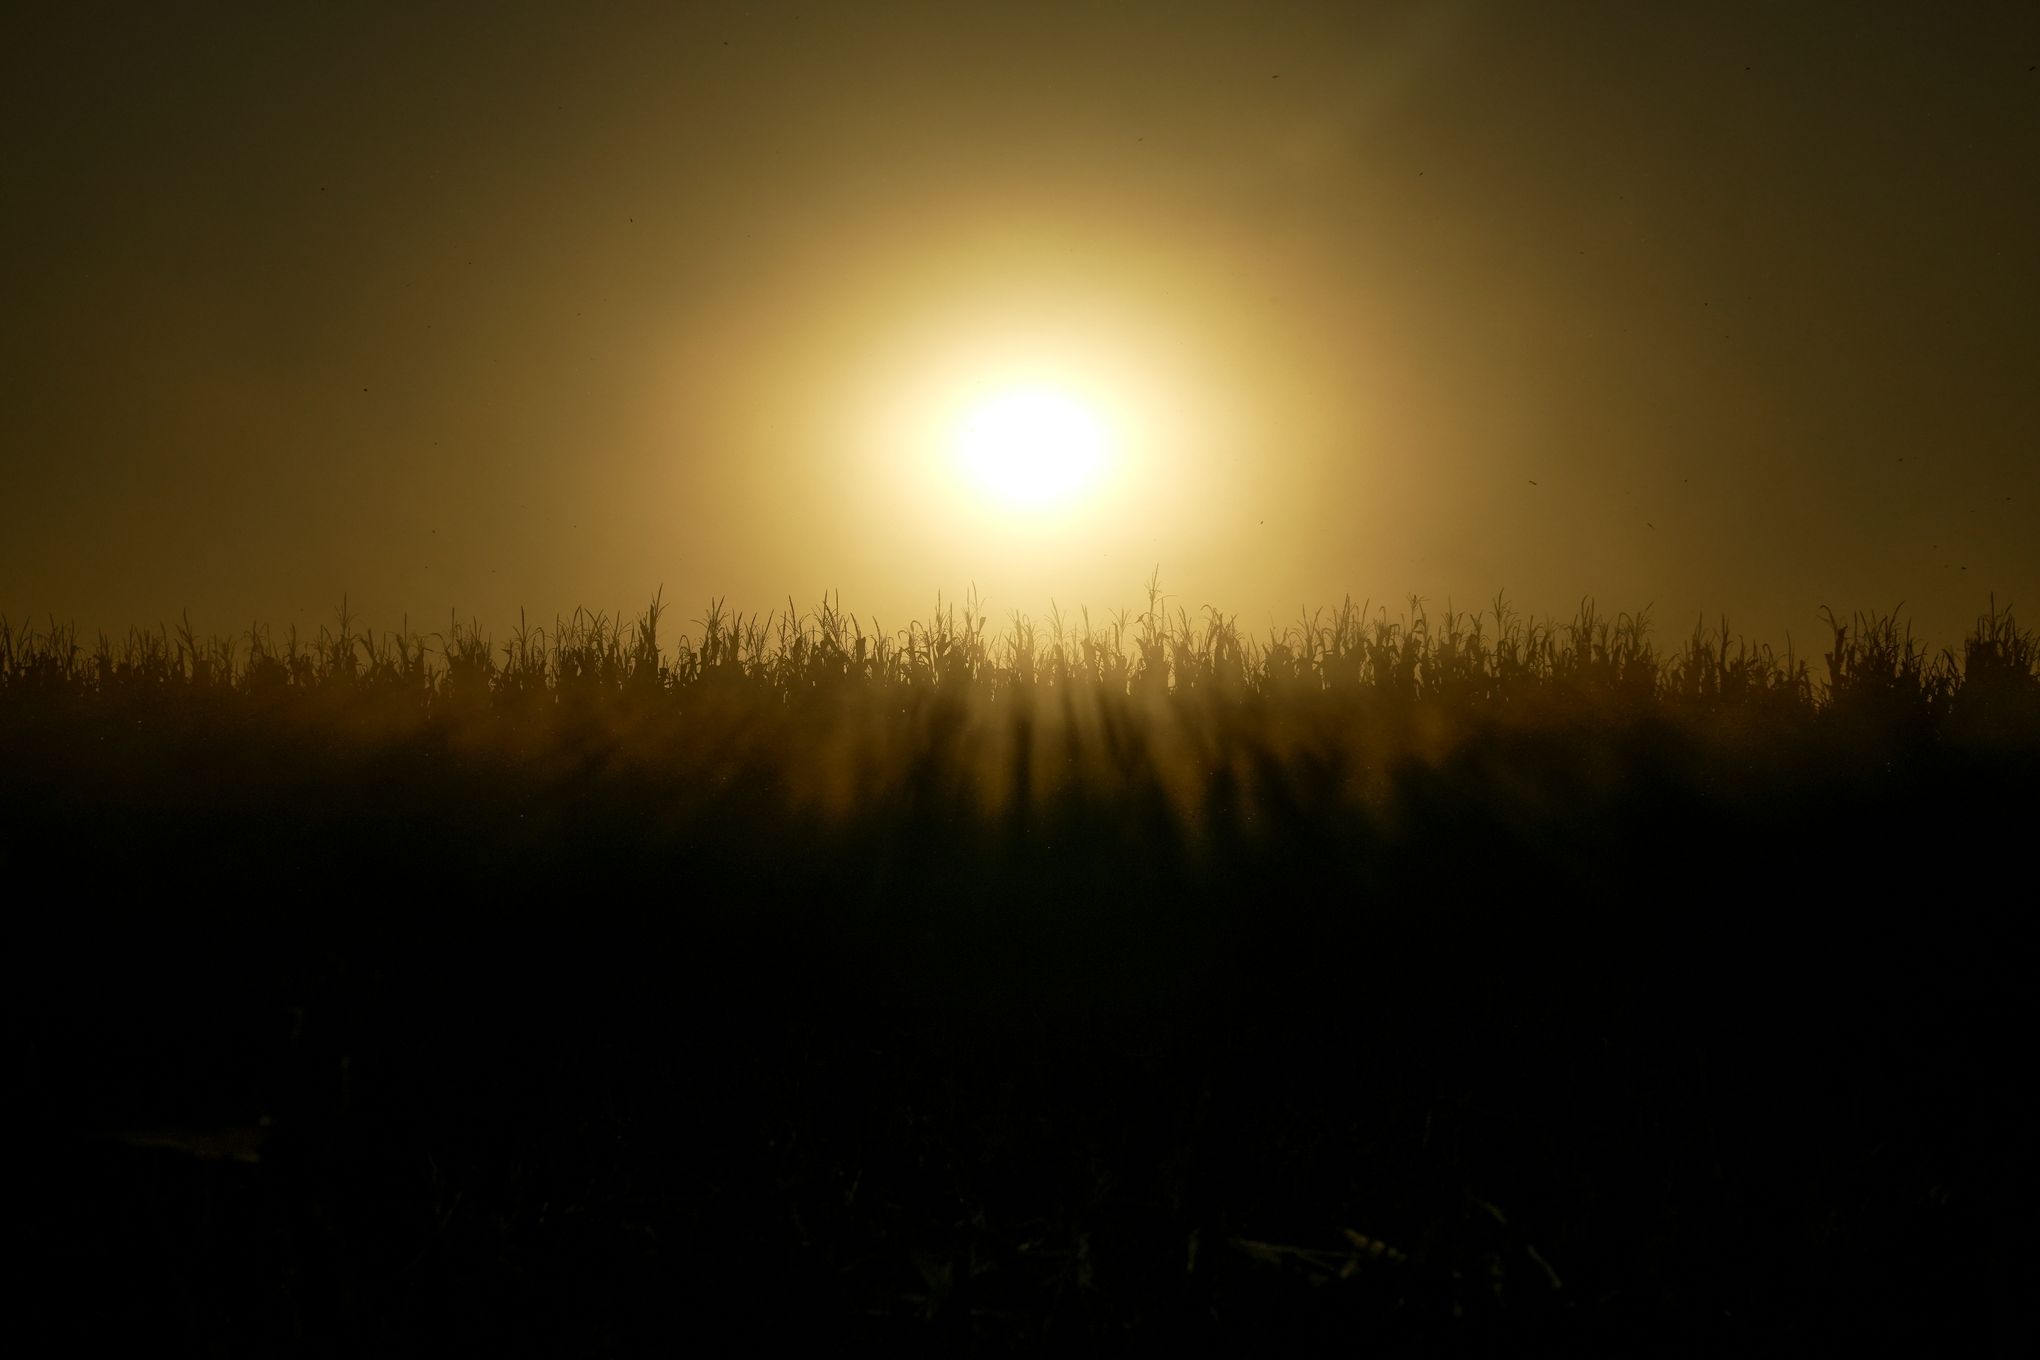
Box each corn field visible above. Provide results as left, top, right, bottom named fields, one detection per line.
left=7, top=585, right=2034, bottom=717
left=5, top=582, right=2035, bottom=1355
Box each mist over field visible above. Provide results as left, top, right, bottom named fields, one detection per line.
left=8, top=0, right=2038, bottom=1351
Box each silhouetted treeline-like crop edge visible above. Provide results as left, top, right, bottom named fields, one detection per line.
left=5, top=585, right=2037, bottom=720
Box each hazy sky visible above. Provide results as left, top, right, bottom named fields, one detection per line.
left=5, top=1, right=2036, bottom=652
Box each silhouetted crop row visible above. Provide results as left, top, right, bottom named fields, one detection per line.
left=5, top=580, right=2034, bottom=731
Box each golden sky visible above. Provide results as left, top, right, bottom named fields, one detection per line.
left=4, top=1, right=2036, bottom=651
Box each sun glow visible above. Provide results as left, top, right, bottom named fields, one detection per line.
left=952, top=387, right=1112, bottom=510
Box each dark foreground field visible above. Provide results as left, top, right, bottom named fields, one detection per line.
left=4, top=596, right=2036, bottom=1354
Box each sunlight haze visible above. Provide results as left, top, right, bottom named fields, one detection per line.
left=3, top=1, right=2035, bottom=651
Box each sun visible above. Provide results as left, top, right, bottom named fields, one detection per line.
left=952, top=387, right=1112, bottom=510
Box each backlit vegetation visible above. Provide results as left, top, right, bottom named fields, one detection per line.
left=5, top=582, right=2034, bottom=734
left=7, top=581, right=2035, bottom=1352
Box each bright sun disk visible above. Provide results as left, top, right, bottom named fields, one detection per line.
left=953, top=387, right=1110, bottom=510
